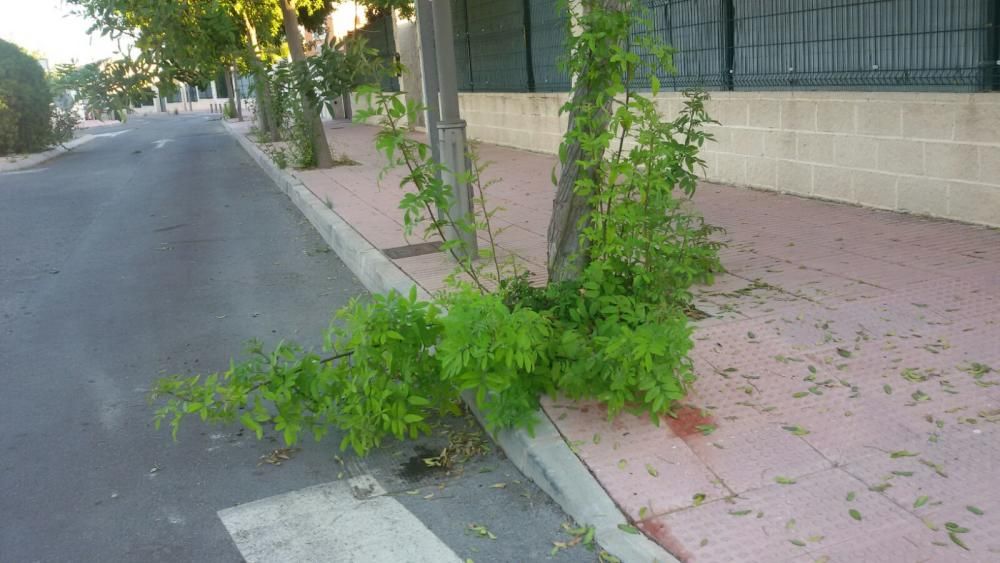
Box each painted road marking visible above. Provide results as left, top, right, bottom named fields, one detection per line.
left=218, top=477, right=462, bottom=563
left=0, top=168, right=47, bottom=176
left=91, top=130, right=132, bottom=138
left=153, top=139, right=173, bottom=149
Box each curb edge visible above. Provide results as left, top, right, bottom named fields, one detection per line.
left=0, top=135, right=95, bottom=173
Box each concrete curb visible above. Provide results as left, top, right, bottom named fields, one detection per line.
left=221, top=119, right=677, bottom=563
left=0, top=135, right=95, bottom=173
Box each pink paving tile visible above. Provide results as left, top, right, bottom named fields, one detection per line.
left=540, top=398, right=728, bottom=520
left=643, top=468, right=914, bottom=563
left=683, top=418, right=832, bottom=495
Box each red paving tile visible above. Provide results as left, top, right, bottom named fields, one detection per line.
left=232, top=119, right=1000, bottom=562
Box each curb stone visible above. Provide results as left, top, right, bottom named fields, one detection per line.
left=221, top=119, right=678, bottom=563
left=0, top=135, right=95, bottom=173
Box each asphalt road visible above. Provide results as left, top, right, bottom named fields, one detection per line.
left=0, top=115, right=589, bottom=562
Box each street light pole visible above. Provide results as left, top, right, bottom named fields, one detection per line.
left=429, top=0, right=476, bottom=258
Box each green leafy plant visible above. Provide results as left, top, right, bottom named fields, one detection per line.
left=49, top=106, right=80, bottom=146
left=150, top=0, right=721, bottom=456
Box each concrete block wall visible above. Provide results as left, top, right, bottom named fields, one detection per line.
left=694, top=91, right=1000, bottom=227
left=459, top=93, right=568, bottom=155
left=448, top=90, right=1000, bottom=227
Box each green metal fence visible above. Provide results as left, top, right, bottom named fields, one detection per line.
left=628, top=0, right=1000, bottom=92
left=444, top=0, right=998, bottom=93
left=451, top=0, right=572, bottom=92
left=357, top=13, right=402, bottom=92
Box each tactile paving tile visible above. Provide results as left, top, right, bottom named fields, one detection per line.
left=644, top=468, right=914, bottom=563
left=788, top=522, right=959, bottom=563
left=684, top=418, right=832, bottom=495
left=541, top=397, right=728, bottom=520
left=887, top=278, right=1000, bottom=323
left=800, top=253, right=941, bottom=290
left=839, top=425, right=1000, bottom=525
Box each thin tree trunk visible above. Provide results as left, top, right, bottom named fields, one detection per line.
left=230, top=65, right=244, bottom=120
left=278, top=0, right=334, bottom=168
left=239, top=11, right=279, bottom=140
left=547, top=85, right=599, bottom=282
left=546, top=0, right=621, bottom=283
left=223, top=66, right=238, bottom=119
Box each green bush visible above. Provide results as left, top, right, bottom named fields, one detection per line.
left=149, top=0, right=722, bottom=456
left=0, top=38, right=53, bottom=155
left=50, top=107, right=80, bottom=145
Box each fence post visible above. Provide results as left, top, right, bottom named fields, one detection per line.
left=722, top=0, right=735, bottom=91
left=991, top=0, right=1000, bottom=90
left=523, top=0, right=536, bottom=92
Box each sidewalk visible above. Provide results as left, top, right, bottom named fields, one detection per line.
left=230, top=118, right=1000, bottom=562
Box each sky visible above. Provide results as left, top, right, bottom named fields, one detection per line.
left=0, top=0, right=367, bottom=70
left=0, top=0, right=129, bottom=68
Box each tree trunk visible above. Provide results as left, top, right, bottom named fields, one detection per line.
left=546, top=0, right=621, bottom=283
left=230, top=65, right=244, bottom=120
left=278, top=0, right=334, bottom=168
left=240, top=12, right=279, bottom=140
left=546, top=84, right=600, bottom=282
left=223, top=66, right=238, bottom=119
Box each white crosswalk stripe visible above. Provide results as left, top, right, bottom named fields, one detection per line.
left=218, top=476, right=463, bottom=563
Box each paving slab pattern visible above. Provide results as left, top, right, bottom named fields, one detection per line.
left=233, top=119, right=1000, bottom=562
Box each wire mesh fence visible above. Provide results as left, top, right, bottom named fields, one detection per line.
left=442, top=0, right=998, bottom=93
left=356, top=14, right=402, bottom=92
left=450, top=0, right=572, bottom=92
left=627, top=0, right=999, bottom=92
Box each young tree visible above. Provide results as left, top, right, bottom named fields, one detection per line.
left=277, top=0, right=334, bottom=167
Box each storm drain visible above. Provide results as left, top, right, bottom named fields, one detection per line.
left=381, top=241, right=443, bottom=259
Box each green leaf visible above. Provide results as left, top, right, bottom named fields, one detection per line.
left=849, top=509, right=862, bottom=521
left=945, top=522, right=970, bottom=534
left=692, top=493, right=706, bottom=506
left=789, top=539, right=806, bottom=547
left=883, top=384, right=892, bottom=395
left=890, top=450, right=919, bottom=458
left=949, top=532, right=970, bottom=551
left=914, top=496, right=929, bottom=509
left=646, top=464, right=659, bottom=478
left=967, top=505, right=984, bottom=516
left=403, top=414, right=424, bottom=423
left=836, top=348, right=852, bottom=358
left=407, top=395, right=430, bottom=406
left=781, top=425, right=810, bottom=436
left=617, top=524, right=640, bottom=535
left=728, top=510, right=752, bottom=516
left=696, top=424, right=716, bottom=436
left=774, top=476, right=797, bottom=485
left=846, top=491, right=856, bottom=501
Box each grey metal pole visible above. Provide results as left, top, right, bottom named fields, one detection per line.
left=429, top=0, right=476, bottom=258
left=415, top=0, right=441, bottom=169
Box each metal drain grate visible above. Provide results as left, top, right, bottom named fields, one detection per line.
left=381, top=241, right=444, bottom=259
